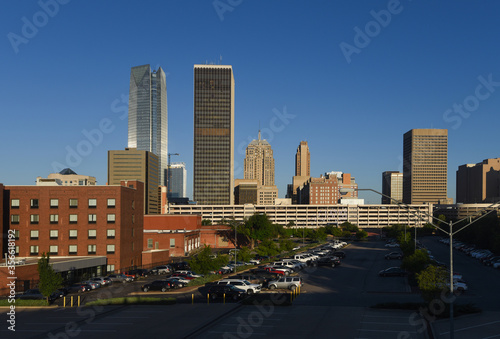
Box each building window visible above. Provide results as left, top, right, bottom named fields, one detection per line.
left=49, top=245, right=58, bottom=255
left=106, top=264, right=115, bottom=273
left=155, top=242, right=159, bottom=249
left=69, top=229, right=77, bottom=239
left=50, top=230, right=58, bottom=240
left=147, top=238, right=153, bottom=249
left=69, top=245, right=77, bottom=255
left=132, top=200, right=135, bottom=209
left=107, top=214, right=115, bottom=223
left=88, top=214, right=97, bottom=223
left=30, top=230, right=39, bottom=240
left=15, top=246, right=19, bottom=255
left=50, top=214, right=59, bottom=224
left=88, top=229, right=97, bottom=239
left=30, top=214, right=39, bottom=224
left=170, top=239, right=175, bottom=248
left=69, top=214, right=78, bottom=223
left=132, top=215, right=135, bottom=224
left=69, top=199, right=78, bottom=208
left=106, top=244, right=115, bottom=254
left=107, top=198, right=116, bottom=208
left=88, top=244, right=96, bottom=254
left=88, top=199, right=97, bottom=208
left=11, top=215, right=19, bottom=224
left=50, top=199, right=59, bottom=208
left=30, top=246, right=39, bottom=255
left=11, top=199, right=19, bottom=209
left=107, top=229, right=115, bottom=239
left=13, top=230, right=19, bottom=240
left=31, top=199, right=39, bottom=208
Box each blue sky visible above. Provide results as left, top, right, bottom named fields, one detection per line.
left=1, top=0, right=500, bottom=203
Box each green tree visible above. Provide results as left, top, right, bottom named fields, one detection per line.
left=189, top=245, right=229, bottom=275
left=256, top=239, right=280, bottom=257
left=237, top=246, right=253, bottom=262
left=241, top=213, right=277, bottom=247
left=401, top=249, right=430, bottom=274
left=355, top=229, right=368, bottom=240
left=37, top=253, right=63, bottom=303
left=201, top=219, right=212, bottom=226
left=416, top=265, right=448, bottom=303
left=279, top=238, right=295, bottom=252
left=340, top=221, right=358, bottom=233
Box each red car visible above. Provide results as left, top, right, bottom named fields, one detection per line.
left=263, top=267, right=286, bottom=276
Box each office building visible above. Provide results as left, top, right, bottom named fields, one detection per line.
left=108, top=148, right=159, bottom=214
left=382, top=171, right=403, bottom=204
left=193, top=64, right=234, bottom=205
left=456, top=158, right=500, bottom=203
left=403, top=129, right=448, bottom=204
left=128, top=64, right=168, bottom=186
left=298, top=172, right=357, bottom=205
left=244, top=130, right=275, bottom=186
left=36, top=168, right=96, bottom=186
left=295, top=141, right=310, bottom=177
left=168, top=162, right=187, bottom=199
left=234, top=179, right=258, bottom=205
left=1, top=181, right=144, bottom=275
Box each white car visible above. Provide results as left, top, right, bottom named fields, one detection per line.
left=216, top=279, right=261, bottom=294
left=249, top=258, right=261, bottom=265
left=385, top=243, right=400, bottom=248
left=176, top=270, right=203, bottom=278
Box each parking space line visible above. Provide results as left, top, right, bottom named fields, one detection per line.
left=482, top=335, right=500, bottom=339
left=439, top=320, right=500, bottom=335
left=363, top=315, right=410, bottom=319
left=361, top=321, right=411, bottom=325
left=208, top=331, right=267, bottom=335
left=358, top=329, right=417, bottom=333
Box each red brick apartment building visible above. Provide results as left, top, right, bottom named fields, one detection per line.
left=0, top=181, right=144, bottom=274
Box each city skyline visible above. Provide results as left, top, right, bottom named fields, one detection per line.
left=2, top=1, right=500, bottom=203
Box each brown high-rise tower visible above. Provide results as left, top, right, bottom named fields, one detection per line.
left=403, top=129, right=448, bottom=204
left=295, top=141, right=310, bottom=177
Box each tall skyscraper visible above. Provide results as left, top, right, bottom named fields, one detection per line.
left=244, top=131, right=275, bottom=186
left=128, top=64, right=168, bottom=186
left=168, top=162, right=187, bottom=198
left=295, top=141, right=310, bottom=177
left=382, top=171, right=403, bottom=204
left=193, top=65, right=234, bottom=205
left=456, top=158, right=500, bottom=203
left=403, top=129, right=448, bottom=204
left=108, top=148, right=159, bottom=214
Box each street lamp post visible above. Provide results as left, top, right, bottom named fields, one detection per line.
left=339, top=187, right=499, bottom=339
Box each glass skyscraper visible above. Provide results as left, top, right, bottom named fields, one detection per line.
left=193, top=65, right=234, bottom=205
left=128, top=64, right=168, bottom=186
left=168, top=162, right=187, bottom=198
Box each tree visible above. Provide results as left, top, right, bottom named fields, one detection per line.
left=355, top=229, right=368, bottom=240
left=256, top=239, right=280, bottom=257
left=279, top=238, right=295, bottom=252
left=37, top=253, right=63, bottom=303
left=237, top=246, right=253, bottom=262
left=240, top=213, right=277, bottom=247
left=401, top=249, right=430, bottom=274
left=340, top=221, right=358, bottom=233
left=201, top=219, right=212, bottom=226
left=189, top=245, right=229, bottom=275
left=416, top=265, right=448, bottom=303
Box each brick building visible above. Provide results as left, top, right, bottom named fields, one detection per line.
left=1, top=180, right=144, bottom=273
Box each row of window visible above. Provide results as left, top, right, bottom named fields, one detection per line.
left=11, top=198, right=117, bottom=209
left=11, top=214, right=116, bottom=224
left=27, top=229, right=116, bottom=240
left=28, top=244, right=115, bottom=255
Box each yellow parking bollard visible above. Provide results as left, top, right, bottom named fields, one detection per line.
left=207, top=293, right=209, bottom=304
left=223, top=293, right=225, bottom=304
left=63, top=296, right=66, bottom=308
left=70, top=296, right=73, bottom=307
left=78, top=295, right=80, bottom=307
left=192, top=294, right=194, bottom=305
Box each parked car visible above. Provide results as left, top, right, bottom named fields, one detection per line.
left=314, top=256, right=341, bottom=267
left=141, top=280, right=171, bottom=292
left=385, top=243, right=400, bottom=248
left=150, top=265, right=172, bottom=275
left=379, top=267, right=407, bottom=277
left=262, top=266, right=292, bottom=276
left=229, top=274, right=265, bottom=286
left=216, top=279, right=261, bottom=294
left=171, top=261, right=190, bottom=271
left=207, top=284, right=247, bottom=300
left=106, top=274, right=133, bottom=283
left=165, top=278, right=185, bottom=289
left=333, top=251, right=346, bottom=259
left=126, top=269, right=150, bottom=278
left=267, top=276, right=303, bottom=291
left=66, top=283, right=92, bottom=293
left=81, top=280, right=100, bottom=289
left=385, top=252, right=403, bottom=260
left=176, top=270, right=203, bottom=278
left=16, top=289, right=46, bottom=300
left=91, top=277, right=111, bottom=286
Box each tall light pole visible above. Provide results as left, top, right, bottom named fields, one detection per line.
left=340, top=187, right=500, bottom=339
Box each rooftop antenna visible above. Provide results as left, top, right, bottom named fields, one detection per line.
left=219, top=55, right=222, bottom=64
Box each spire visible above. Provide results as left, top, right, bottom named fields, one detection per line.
left=258, top=130, right=261, bottom=141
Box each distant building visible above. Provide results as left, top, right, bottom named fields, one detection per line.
left=456, top=158, right=500, bottom=203
left=403, top=129, right=448, bottom=204
left=36, top=168, right=96, bottom=186
left=382, top=171, right=403, bottom=204
left=193, top=64, right=234, bottom=205
left=298, top=172, right=357, bottom=205
left=237, top=131, right=278, bottom=205
left=108, top=148, right=159, bottom=214
left=128, top=64, right=168, bottom=186
left=168, top=162, right=187, bottom=199
left=287, top=141, right=312, bottom=204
